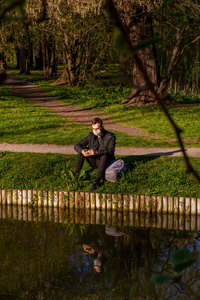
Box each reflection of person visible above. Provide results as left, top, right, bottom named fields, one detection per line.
left=74, top=118, right=116, bottom=191
left=82, top=225, right=117, bottom=273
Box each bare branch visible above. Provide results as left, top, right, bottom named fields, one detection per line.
left=105, top=0, right=200, bottom=183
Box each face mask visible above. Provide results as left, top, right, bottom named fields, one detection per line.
left=93, top=129, right=101, bottom=136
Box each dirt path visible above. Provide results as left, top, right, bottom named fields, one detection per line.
left=0, top=142, right=200, bottom=157
left=5, top=76, right=162, bottom=138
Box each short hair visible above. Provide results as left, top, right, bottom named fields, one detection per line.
left=92, top=118, right=103, bottom=127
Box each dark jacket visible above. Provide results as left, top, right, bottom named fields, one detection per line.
left=74, top=129, right=116, bottom=159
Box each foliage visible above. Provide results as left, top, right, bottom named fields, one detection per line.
left=151, top=248, right=196, bottom=284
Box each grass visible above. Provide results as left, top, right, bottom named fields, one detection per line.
left=0, top=84, right=179, bottom=147
left=0, top=152, right=199, bottom=197
left=35, top=78, right=200, bottom=147
left=6, top=69, right=200, bottom=147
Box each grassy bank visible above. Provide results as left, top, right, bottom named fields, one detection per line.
left=0, top=152, right=199, bottom=197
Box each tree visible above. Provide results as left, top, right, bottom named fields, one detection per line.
left=113, top=0, right=200, bottom=106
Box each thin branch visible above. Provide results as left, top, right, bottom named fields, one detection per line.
left=105, top=0, right=200, bottom=184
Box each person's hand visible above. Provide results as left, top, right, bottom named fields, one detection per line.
left=82, top=149, right=97, bottom=156
left=81, top=149, right=91, bottom=157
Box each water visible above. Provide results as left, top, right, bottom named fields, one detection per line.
left=0, top=206, right=199, bottom=299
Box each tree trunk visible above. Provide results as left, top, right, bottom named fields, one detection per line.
left=0, top=52, right=6, bottom=70
left=18, top=44, right=30, bottom=75
left=53, top=33, right=83, bottom=86
left=119, top=1, right=176, bottom=106
left=35, top=43, right=43, bottom=70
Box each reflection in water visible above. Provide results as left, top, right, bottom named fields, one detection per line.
left=0, top=206, right=199, bottom=299
left=1, top=205, right=200, bottom=231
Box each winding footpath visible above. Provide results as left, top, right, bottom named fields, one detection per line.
left=2, top=76, right=200, bottom=158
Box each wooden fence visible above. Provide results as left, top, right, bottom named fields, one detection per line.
left=0, top=189, right=200, bottom=215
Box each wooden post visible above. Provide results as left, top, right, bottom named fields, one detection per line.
left=129, top=195, right=134, bottom=212
left=196, top=198, right=200, bottom=215
left=85, top=192, right=90, bottom=210
left=157, top=196, right=162, bottom=214
left=90, top=193, right=96, bottom=210
left=168, top=197, right=173, bottom=214
left=96, top=193, right=101, bottom=210
left=151, top=196, right=157, bottom=213
left=28, top=190, right=32, bottom=206
left=53, top=191, right=59, bottom=207
left=48, top=191, right=54, bottom=207
left=185, top=197, right=191, bottom=215
left=43, top=190, right=48, bottom=207
left=123, top=194, right=129, bottom=212
left=173, top=197, right=179, bottom=214
left=101, top=193, right=107, bottom=210
left=58, top=191, right=65, bottom=208
left=69, top=191, right=75, bottom=209
left=112, top=194, right=118, bottom=211
left=145, top=195, right=151, bottom=213
left=22, top=190, right=28, bottom=206
left=179, top=197, right=185, bottom=214
left=38, top=190, right=43, bottom=207
left=32, top=190, right=38, bottom=207
left=0, top=189, right=2, bottom=205
left=13, top=189, right=18, bottom=205
left=18, top=190, right=22, bottom=206
left=191, top=197, right=197, bottom=215
left=117, top=194, right=123, bottom=211
left=106, top=194, right=112, bottom=211
left=2, top=190, right=7, bottom=205
left=162, top=196, right=168, bottom=214
left=7, top=190, right=12, bottom=205
left=134, top=195, right=140, bottom=212
left=140, top=195, right=145, bottom=212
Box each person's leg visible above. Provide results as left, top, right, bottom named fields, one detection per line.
left=86, top=156, right=98, bottom=169
left=95, top=155, right=108, bottom=184
left=75, top=154, right=98, bottom=174
left=75, top=153, right=85, bottom=174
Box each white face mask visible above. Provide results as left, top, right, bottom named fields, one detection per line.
left=93, top=129, right=101, bottom=136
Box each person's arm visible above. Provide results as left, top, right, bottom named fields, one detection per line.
left=97, top=134, right=116, bottom=157
left=74, top=134, right=90, bottom=154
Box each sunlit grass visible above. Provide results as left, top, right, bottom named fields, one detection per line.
left=0, top=152, right=199, bottom=197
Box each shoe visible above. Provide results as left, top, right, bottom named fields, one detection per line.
left=90, top=182, right=97, bottom=191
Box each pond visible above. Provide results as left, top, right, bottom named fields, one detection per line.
left=0, top=206, right=199, bottom=299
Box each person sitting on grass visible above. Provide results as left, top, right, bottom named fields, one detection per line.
left=74, top=117, right=116, bottom=191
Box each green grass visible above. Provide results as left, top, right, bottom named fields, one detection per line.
left=6, top=70, right=200, bottom=147
left=0, top=152, right=199, bottom=197
left=0, top=84, right=180, bottom=147
left=35, top=79, right=200, bottom=147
